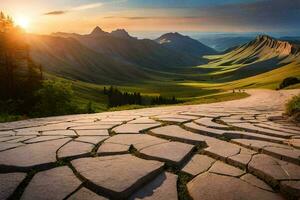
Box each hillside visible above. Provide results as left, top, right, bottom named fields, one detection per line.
left=196, top=35, right=300, bottom=81
left=155, top=32, right=217, bottom=57
left=27, top=34, right=149, bottom=84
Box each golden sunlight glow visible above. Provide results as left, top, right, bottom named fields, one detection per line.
left=16, top=16, right=30, bottom=30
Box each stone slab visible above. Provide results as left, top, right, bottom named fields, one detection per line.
left=209, top=161, right=245, bottom=177
left=112, top=123, right=161, bottom=134
left=68, top=187, right=108, bottom=200
left=129, top=172, right=178, bottom=200
left=182, top=155, right=216, bottom=176
left=187, top=172, right=283, bottom=200
left=75, top=130, right=109, bottom=136
left=57, top=141, right=94, bottom=158
left=0, top=138, right=70, bottom=167
left=140, top=141, right=194, bottom=165
left=97, top=142, right=129, bottom=155
left=0, top=172, right=26, bottom=200
left=194, top=118, right=228, bottom=129
left=21, top=166, right=81, bottom=200
left=149, top=125, right=206, bottom=145
left=75, top=136, right=108, bottom=145
left=71, top=155, right=164, bottom=199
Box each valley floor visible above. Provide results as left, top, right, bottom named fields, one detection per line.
left=0, top=89, right=300, bottom=200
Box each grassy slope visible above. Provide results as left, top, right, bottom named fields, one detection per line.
left=179, top=60, right=300, bottom=90
left=46, top=72, right=248, bottom=112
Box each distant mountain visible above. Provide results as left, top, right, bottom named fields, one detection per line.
left=110, top=29, right=136, bottom=39
left=50, top=27, right=202, bottom=71
left=27, top=34, right=149, bottom=84
left=89, top=26, right=109, bottom=37
left=198, top=35, right=300, bottom=81
left=228, top=35, right=300, bottom=60
left=28, top=27, right=216, bottom=83
left=198, top=36, right=254, bottom=52
left=155, top=32, right=217, bottom=57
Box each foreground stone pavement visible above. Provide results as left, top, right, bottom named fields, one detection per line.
left=0, top=89, right=300, bottom=200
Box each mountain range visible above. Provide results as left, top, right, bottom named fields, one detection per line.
left=27, top=27, right=300, bottom=87
left=29, top=27, right=218, bottom=83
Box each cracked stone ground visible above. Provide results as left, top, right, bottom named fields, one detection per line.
left=0, top=89, right=300, bottom=200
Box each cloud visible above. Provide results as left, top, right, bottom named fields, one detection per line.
left=44, top=2, right=103, bottom=16
left=104, top=16, right=201, bottom=20
left=70, top=3, right=103, bottom=11
left=44, top=10, right=66, bottom=15
left=105, top=0, right=300, bottom=31
left=181, top=0, right=300, bottom=30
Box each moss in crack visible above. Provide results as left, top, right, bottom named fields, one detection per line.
left=108, top=130, right=117, bottom=137
left=177, top=172, right=193, bottom=200
left=55, top=159, right=68, bottom=167
left=129, top=145, right=143, bottom=159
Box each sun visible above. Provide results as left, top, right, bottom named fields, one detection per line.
left=16, top=17, right=30, bottom=30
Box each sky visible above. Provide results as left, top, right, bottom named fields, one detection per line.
left=1, top=0, right=300, bottom=37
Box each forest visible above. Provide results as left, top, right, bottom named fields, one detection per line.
left=104, top=86, right=181, bottom=107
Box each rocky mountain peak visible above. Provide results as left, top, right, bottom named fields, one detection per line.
left=90, top=26, right=106, bottom=36
left=110, top=29, right=133, bottom=39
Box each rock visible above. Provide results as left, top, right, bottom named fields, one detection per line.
left=0, top=173, right=26, bottom=200
left=255, top=123, right=300, bottom=134
left=203, top=139, right=241, bottom=161
left=0, top=136, right=23, bottom=142
left=223, top=131, right=285, bottom=144
left=182, top=155, right=216, bottom=176
left=97, top=143, right=129, bottom=155
left=241, top=174, right=273, bottom=192
left=149, top=125, right=206, bottom=145
left=24, top=136, right=68, bottom=144
left=262, top=146, right=300, bottom=165
left=6, top=136, right=36, bottom=143
left=128, top=117, right=158, bottom=124
left=280, top=181, right=300, bottom=199
left=284, top=138, right=300, bottom=149
left=230, top=123, right=292, bottom=138
left=209, top=161, right=245, bottom=177
left=21, top=166, right=81, bottom=200
left=103, top=134, right=167, bottom=150
left=194, top=118, right=228, bottom=129
left=129, top=172, right=178, bottom=200
left=75, top=136, right=108, bottom=145
left=57, top=141, right=94, bottom=158
left=0, top=142, right=24, bottom=151
left=71, top=155, right=164, bottom=199
left=248, top=154, right=300, bottom=187
left=71, top=124, right=115, bottom=130
left=187, top=172, right=283, bottom=200
left=75, top=130, right=109, bottom=136
left=183, top=122, right=225, bottom=137
left=156, top=114, right=198, bottom=120
left=0, top=138, right=70, bottom=168
left=139, top=142, right=194, bottom=166
left=68, top=187, right=108, bottom=200
left=42, top=130, right=77, bottom=136
left=232, top=139, right=300, bottom=164
left=112, top=123, right=161, bottom=134
left=155, top=118, right=188, bottom=123
left=227, top=148, right=256, bottom=169
left=0, top=131, right=14, bottom=137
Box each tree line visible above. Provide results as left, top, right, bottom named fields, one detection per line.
left=0, top=12, right=89, bottom=121
left=103, top=86, right=181, bottom=107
